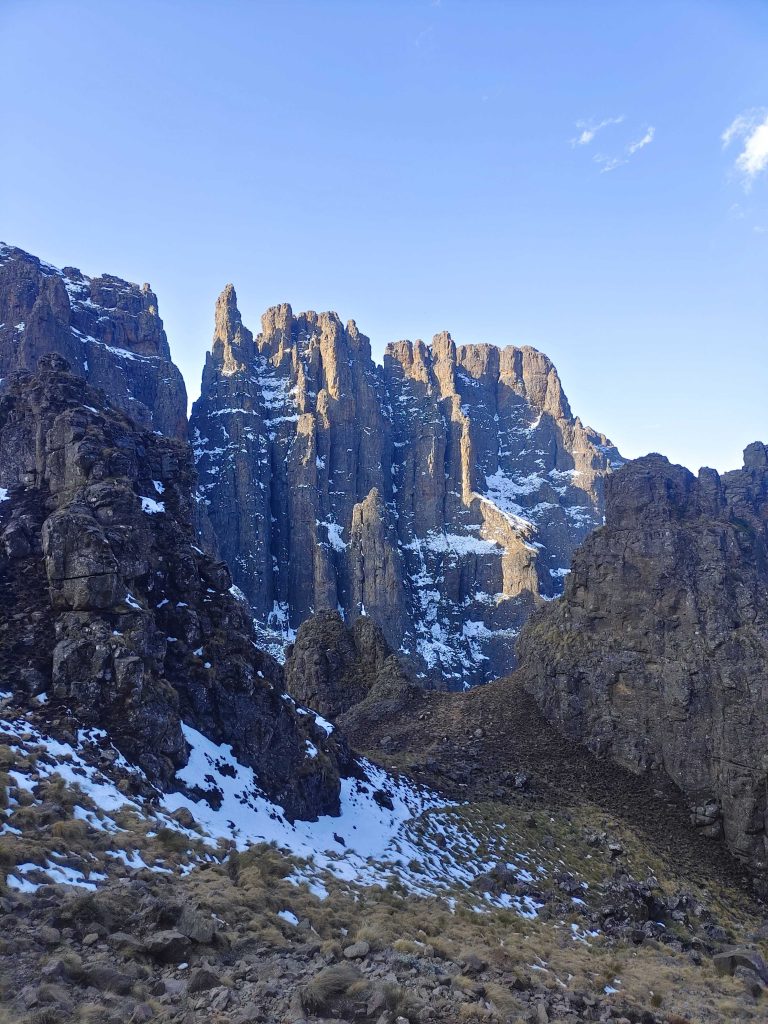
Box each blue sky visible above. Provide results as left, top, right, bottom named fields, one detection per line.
left=2, top=0, right=767, bottom=471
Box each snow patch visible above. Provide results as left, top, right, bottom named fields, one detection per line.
left=140, top=496, right=165, bottom=515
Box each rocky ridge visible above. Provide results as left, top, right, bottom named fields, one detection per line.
left=0, top=354, right=348, bottom=819
left=517, top=448, right=768, bottom=875
left=0, top=244, right=187, bottom=439
left=191, top=289, right=622, bottom=687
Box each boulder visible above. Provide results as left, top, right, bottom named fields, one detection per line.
left=145, top=930, right=191, bottom=963
left=713, top=947, right=768, bottom=984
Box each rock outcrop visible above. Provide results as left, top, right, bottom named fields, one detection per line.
left=0, top=244, right=187, bottom=438
left=519, top=449, right=768, bottom=872
left=192, top=290, right=621, bottom=687
left=284, top=610, right=419, bottom=729
left=0, top=355, right=347, bottom=819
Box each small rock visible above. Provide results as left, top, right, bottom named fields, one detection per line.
left=232, top=1011, right=261, bottom=1024
left=188, top=967, right=221, bottom=993
left=146, top=929, right=191, bottom=963
left=177, top=905, right=217, bottom=944
left=462, top=953, right=487, bottom=976
left=343, top=940, right=370, bottom=959
left=40, top=958, right=75, bottom=983
left=209, top=986, right=231, bottom=1011
left=161, top=978, right=188, bottom=997
left=108, top=931, right=147, bottom=954
left=21, top=986, right=39, bottom=1008
left=171, top=807, right=197, bottom=829
left=82, top=964, right=135, bottom=995
left=34, top=925, right=61, bottom=945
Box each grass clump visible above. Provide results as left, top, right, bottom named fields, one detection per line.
left=301, top=962, right=363, bottom=1013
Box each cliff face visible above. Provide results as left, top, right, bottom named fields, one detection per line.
left=518, top=449, right=768, bottom=872
left=0, top=355, right=347, bottom=820
left=0, top=244, right=187, bottom=438
left=191, top=290, right=621, bottom=687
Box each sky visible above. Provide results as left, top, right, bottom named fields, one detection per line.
left=1, top=0, right=767, bottom=472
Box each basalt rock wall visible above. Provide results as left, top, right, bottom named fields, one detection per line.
left=518, top=449, right=768, bottom=872
left=191, top=290, right=621, bottom=687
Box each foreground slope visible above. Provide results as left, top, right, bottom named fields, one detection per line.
left=191, top=289, right=621, bottom=686
left=3, top=667, right=767, bottom=1023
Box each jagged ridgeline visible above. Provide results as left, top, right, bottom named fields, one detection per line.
left=0, top=244, right=187, bottom=438
left=191, top=286, right=622, bottom=686
left=0, top=244, right=621, bottom=687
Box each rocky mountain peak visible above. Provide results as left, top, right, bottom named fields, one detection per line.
left=0, top=243, right=187, bottom=438
left=193, top=294, right=622, bottom=687
left=209, top=283, right=255, bottom=379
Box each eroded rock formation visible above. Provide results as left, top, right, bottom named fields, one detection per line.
left=519, top=449, right=768, bottom=872
left=0, top=244, right=187, bottom=438
left=192, top=290, right=621, bottom=687
left=284, top=610, right=419, bottom=727
left=0, top=355, right=346, bottom=819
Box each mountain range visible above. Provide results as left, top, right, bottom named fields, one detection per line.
left=1, top=242, right=767, bottom=1024
left=0, top=243, right=621, bottom=687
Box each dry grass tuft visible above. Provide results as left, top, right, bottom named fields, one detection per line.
left=301, top=962, right=362, bottom=1013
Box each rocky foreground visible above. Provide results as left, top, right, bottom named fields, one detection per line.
left=2, top=686, right=768, bottom=1024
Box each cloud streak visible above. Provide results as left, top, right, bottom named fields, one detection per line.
left=628, top=126, right=655, bottom=154
left=571, top=115, right=624, bottom=147
left=593, top=153, right=624, bottom=174
left=585, top=124, right=656, bottom=173
left=722, top=109, right=768, bottom=187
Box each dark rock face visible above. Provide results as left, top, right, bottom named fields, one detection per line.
left=0, top=356, right=346, bottom=819
left=519, top=449, right=768, bottom=872
left=0, top=244, right=187, bottom=438
left=191, top=290, right=621, bottom=687
left=284, top=610, right=419, bottom=725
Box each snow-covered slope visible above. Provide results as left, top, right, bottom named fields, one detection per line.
left=2, top=699, right=548, bottom=917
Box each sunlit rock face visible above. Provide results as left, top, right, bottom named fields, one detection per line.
left=191, top=289, right=621, bottom=688
left=0, top=244, right=188, bottom=439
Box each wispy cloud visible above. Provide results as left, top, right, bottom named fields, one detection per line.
left=722, top=109, right=768, bottom=187
left=571, top=115, right=624, bottom=147
left=584, top=123, right=656, bottom=173
left=628, top=126, right=655, bottom=154
left=593, top=153, right=625, bottom=174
